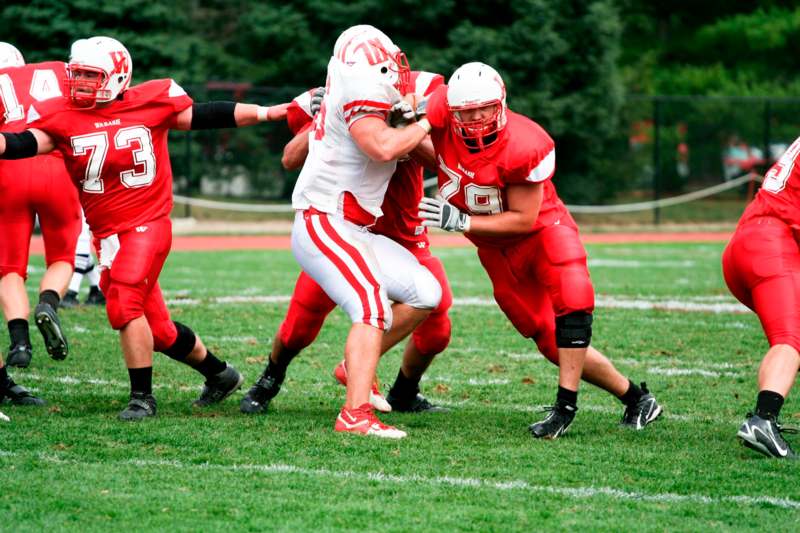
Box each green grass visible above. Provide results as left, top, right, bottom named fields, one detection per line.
left=2, top=242, right=798, bottom=532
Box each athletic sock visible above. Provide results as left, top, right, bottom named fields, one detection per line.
left=389, top=369, right=420, bottom=399
left=39, top=290, right=60, bottom=309
left=556, top=385, right=578, bottom=408
left=87, top=265, right=100, bottom=286
left=619, top=380, right=644, bottom=406
left=68, top=271, right=84, bottom=294
left=128, top=367, right=153, bottom=395
left=755, top=390, right=785, bottom=420
left=265, top=358, right=288, bottom=383
left=192, top=350, right=227, bottom=379
left=8, top=319, right=30, bottom=347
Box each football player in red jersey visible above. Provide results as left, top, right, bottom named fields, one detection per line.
left=418, top=62, right=662, bottom=439
left=0, top=42, right=81, bottom=371
left=0, top=36, right=290, bottom=420
left=240, top=72, right=454, bottom=416
left=725, top=137, right=800, bottom=458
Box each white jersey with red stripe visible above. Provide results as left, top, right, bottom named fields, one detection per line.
left=291, top=57, right=402, bottom=218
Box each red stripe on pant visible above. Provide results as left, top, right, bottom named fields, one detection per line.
left=317, top=213, right=386, bottom=327
left=304, top=212, right=385, bottom=329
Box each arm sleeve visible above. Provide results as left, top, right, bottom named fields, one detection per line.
left=190, top=101, right=238, bottom=130
left=1, top=131, right=38, bottom=159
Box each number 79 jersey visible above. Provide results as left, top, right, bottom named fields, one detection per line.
left=425, top=85, right=573, bottom=248
left=26, top=79, right=193, bottom=238
left=740, top=136, right=800, bottom=229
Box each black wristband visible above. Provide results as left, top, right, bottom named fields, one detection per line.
left=1, top=131, right=38, bottom=159
left=190, top=101, right=238, bottom=130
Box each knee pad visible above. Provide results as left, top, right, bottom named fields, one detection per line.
left=555, top=311, right=593, bottom=349
left=160, top=321, right=196, bottom=361
left=412, top=312, right=451, bottom=357
left=408, top=268, right=442, bottom=310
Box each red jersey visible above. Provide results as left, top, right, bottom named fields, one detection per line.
left=26, top=79, right=193, bottom=238
left=286, top=71, right=444, bottom=250
left=0, top=61, right=67, bottom=133
left=426, top=84, right=572, bottom=248
left=740, top=136, right=800, bottom=229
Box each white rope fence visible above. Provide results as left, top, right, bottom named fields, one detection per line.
left=174, top=173, right=760, bottom=215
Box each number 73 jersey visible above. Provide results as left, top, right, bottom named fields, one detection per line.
left=425, top=85, right=573, bottom=248
left=26, top=79, right=192, bottom=238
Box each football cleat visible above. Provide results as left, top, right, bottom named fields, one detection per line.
left=119, top=392, right=157, bottom=421
left=60, top=290, right=80, bottom=309
left=386, top=391, right=449, bottom=413
left=529, top=402, right=577, bottom=440
left=737, top=413, right=798, bottom=459
left=34, top=302, right=68, bottom=360
left=86, top=286, right=106, bottom=306
left=0, top=379, right=45, bottom=406
left=193, top=364, right=244, bottom=407
left=240, top=371, right=283, bottom=414
left=620, top=382, right=662, bottom=430
left=333, top=360, right=392, bottom=413
left=6, top=343, right=32, bottom=368
left=334, top=403, right=407, bottom=439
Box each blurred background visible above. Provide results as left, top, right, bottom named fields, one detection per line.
left=4, top=0, right=800, bottom=227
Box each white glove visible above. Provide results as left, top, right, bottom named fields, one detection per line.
left=0, top=410, right=9, bottom=422
left=309, top=87, right=325, bottom=116
left=418, top=197, right=471, bottom=232
left=389, top=100, right=416, bottom=127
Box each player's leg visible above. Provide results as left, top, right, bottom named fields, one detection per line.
left=0, top=161, right=36, bottom=368
left=31, top=156, right=81, bottom=360
left=0, top=353, right=45, bottom=407
left=726, top=220, right=800, bottom=458
left=388, top=251, right=452, bottom=412
left=241, top=271, right=336, bottom=414
left=292, top=211, right=404, bottom=438
left=64, top=213, right=105, bottom=307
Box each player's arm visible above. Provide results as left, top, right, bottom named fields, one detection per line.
left=409, top=137, right=436, bottom=171
left=173, top=102, right=291, bottom=131
left=419, top=182, right=543, bottom=235
left=350, top=115, right=431, bottom=163
left=0, top=129, right=56, bottom=159
left=282, top=127, right=310, bottom=170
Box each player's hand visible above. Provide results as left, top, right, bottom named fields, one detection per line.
left=310, top=87, right=325, bottom=116
left=390, top=100, right=416, bottom=128
left=418, top=196, right=471, bottom=232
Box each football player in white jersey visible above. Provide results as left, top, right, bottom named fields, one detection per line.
left=290, top=25, right=439, bottom=439
left=61, top=211, right=105, bottom=308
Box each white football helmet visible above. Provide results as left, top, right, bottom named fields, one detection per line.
left=447, top=62, right=507, bottom=149
left=67, top=36, right=133, bottom=107
left=333, top=25, right=411, bottom=94
left=0, top=42, right=25, bottom=69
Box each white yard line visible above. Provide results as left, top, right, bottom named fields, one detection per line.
left=0, top=450, right=797, bottom=510
left=165, top=294, right=751, bottom=314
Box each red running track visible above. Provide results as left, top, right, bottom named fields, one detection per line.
left=28, top=231, right=732, bottom=253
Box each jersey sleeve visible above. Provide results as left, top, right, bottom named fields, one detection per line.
left=286, top=98, right=313, bottom=135
left=25, top=97, right=68, bottom=140
left=161, top=79, right=193, bottom=120
left=424, top=84, right=449, bottom=130
left=505, top=119, right=556, bottom=184
left=340, top=76, right=394, bottom=129
left=413, top=72, right=445, bottom=97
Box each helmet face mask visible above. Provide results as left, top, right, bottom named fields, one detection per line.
left=67, top=36, right=132, bottom=108
left=447, top=62, right=508, bottom=150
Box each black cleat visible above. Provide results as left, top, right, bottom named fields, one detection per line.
left=1, top=380, right=45, bottom=406
left=529, top=402, right=577, bottom=439
left=193, top=364, right=244, bottom=407
left=6, top=343, right=33, bottom=368
left=386, top=391, right=449, bottom=413
left=621, top=382, right=663, bottom=430
left=34, top=302, right=68, bottom=360
left=86, top=286, right=106, bottom=306
left=119, top=392, right=157, bottom=421
left=240, top=372, right=283, bottom=414
left=60, top=290, right=80, bottom=309
left=737, top=413, right=798, bottom=459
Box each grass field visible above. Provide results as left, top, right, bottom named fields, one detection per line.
left=2, top=241, right=799, bottom=532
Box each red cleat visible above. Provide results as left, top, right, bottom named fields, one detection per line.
left=333, top=360, right=392, bottom=413
left=334, top=403, right=407, bottom=439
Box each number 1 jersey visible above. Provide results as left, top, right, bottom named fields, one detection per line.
left=26, top=78, right=192, bottom=238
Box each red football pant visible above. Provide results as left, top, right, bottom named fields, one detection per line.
left=477, top=224, right=595, bottom=364
left=723, top=216, right=800, bottom=352
left=97, top=217, right=177, bottom=351
left=278, top=247, right=452, bottom=357
left=0, top=156, right=81, bottom=278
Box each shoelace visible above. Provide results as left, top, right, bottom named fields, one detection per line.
left=747, top=412, right=799, bottom=435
